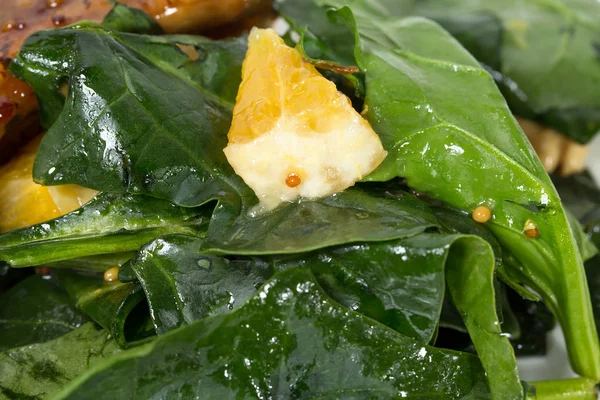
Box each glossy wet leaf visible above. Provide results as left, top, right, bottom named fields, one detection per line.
left=129, top=232, right=476, bottom=344
left=274, top=237, right=453, bottom=343
left=0, top=275, right=88, bottom=351
left=9, top=22, right=251, bottom=207
left=0, top=323, right=120, bottom=399
left=125, top=235, right=273, bottom=335
left=49, top=252, right=135, bottom=272
left=54, top=268, right=491, bottom=399
left=306, top=231, right=523, bottom=400
left=204, top=185, right=438, bottom=254
left=58, top=271, right=154, bottom=347
left=555, top=172, right=600, bottom=339
left=101, top=2, right=162, bottom=35
left=128, top=225, right=518, bottom=398
left=364, top=0, right=600, bottom=144
left=432, top=205, right=538, bottom=301
left=277, top=0, right=600, bottom=380
left=443, top=236, right=520, bottom=397
left=0, top=193, right=211, bottom=267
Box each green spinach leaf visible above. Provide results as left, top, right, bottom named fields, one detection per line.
left=9, top=23, right=251, bottom=207
left=0, top=185, right=435, bottom=268
left=101, top=2, right=162, bottom=35
left=277, top=1, right=600, bottom=380
left=354, top=0, right=600, bottom=144
left=0, top=275, right=88, bottom=351
left=128, top=229, right=518, bottom=396
left=0, top=193, right=210, bottom=267
left=204, top=185, right=438, bottom=254
left=0, top=323, right=120, bottom=399
left=58, top=271, right=154, bottom=347
left=54, top=268, right=491, bottom=399
left=49, top=252, right=135, bottom=272
left=551, top=171, right=600, bottom=343
left=124, top=235, right=274, bottom=335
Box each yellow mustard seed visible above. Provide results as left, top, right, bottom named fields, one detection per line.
left=472, top=205, right=492, bottom=223
left=285, top=173, right=302, bottom=188
left=104, top=266, right=120, bottom=283
left=524, top=219, right=540, bottom=238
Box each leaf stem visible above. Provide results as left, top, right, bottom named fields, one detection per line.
left=525, top=378, right=598, bottom=400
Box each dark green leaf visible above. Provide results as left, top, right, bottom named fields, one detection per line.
left=9, top=23, right=251, bottom=207
left=0, top=275, right=88, bottom=351
left=274, top=236, right=452, bottom=343
left=124, top=185, right=439, bottom=339
left=432, top=205, right=538, bottom=301
left=132, top=231, right=487, bottom=345
left=553, top=171, right=600, bottom=344
left=443, top=234, right=521, bottom=398
left=355, top=0, right=600, bottom=144
left=276, top=233, right=506, bottom=346
left=0, top=323, right=120, bottom=399
left=101, top=2, right=162, bottom=35
left=54, top=268, right=491, bottom=399
left=204, top=185, right=438, bottom=254
left=129, top=225, right=518, bottom=397
left=126, top=235, right=273, bottom=335
left=48, top=252, right=135, bottom=272
left=277, top=1, right=600, bottom=379
left=0, top=185, right=436, bottom=279
left=0, top=193, right=210, bottom=267
left=58, top=271, right=154, bottom=347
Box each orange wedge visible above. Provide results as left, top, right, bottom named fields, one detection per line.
left=0, top=136, right=98, bottom=233
left=224, top=28, right=386, bottom=211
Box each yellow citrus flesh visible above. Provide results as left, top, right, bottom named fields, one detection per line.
left=0, top=137, right=98, bottom=233
left=225, top=28, right=386, bottom=211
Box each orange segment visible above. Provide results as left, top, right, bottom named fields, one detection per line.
left=225, top=28, right=386, bottom=211
left=0, top=136, right=98, bottom=233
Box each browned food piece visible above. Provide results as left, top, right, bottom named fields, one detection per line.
left=0, top=135, right=97, bottom=233
left=517, top=117, right=590, bottom=176
left=0, top=61, right=39, bottom=162
left=0, top=0, right=271, bottom=163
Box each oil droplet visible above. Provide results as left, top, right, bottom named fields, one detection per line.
left=524, top=219, right=539, bottom=238
left=472, top=205, right=492, bottom=223
left=104, top=266, right=120, bottom=282
left=46, top=0, right=63, bottom=7
left=286, top=173, right=301, bottom=188
left=52, top=15, right=66, bottom=27
left=1, top=21, right=14, bottom=33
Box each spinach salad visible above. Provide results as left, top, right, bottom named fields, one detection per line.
left=0, top=1, right=599, bottom=399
